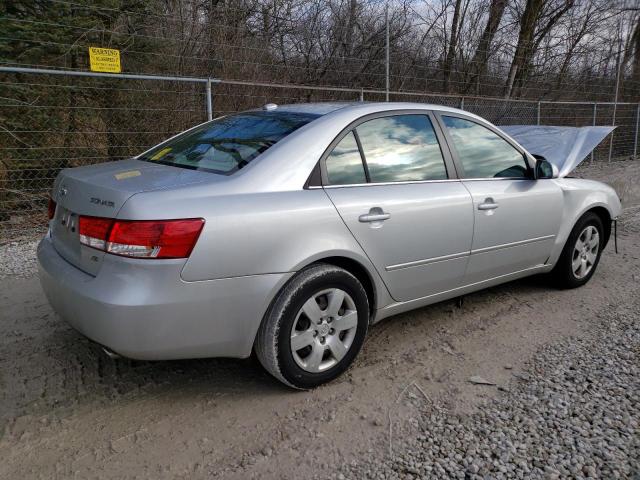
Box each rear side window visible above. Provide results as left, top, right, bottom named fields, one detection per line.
left=140, top=111, right=319, bottom=175
left=356, top=115, right=448, bottom=182
left=325, top=132, right=367, bottom=185
left=442, top=116, right=528, bottom=179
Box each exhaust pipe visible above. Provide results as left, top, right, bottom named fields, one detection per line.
left=102, top=346, right=122, bottom=359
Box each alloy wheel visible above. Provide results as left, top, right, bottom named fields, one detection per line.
left=572, top=225, right=599, bottom=279
left=290, top=288, right=358, bottom=373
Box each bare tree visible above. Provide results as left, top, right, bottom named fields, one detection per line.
left=623, top=10, right=640, bottom=96
left=465, top=0, right=508, bottom=93
left=505, top=0, right=576, bottom=98
left=442, top=0, right=463, bottom=92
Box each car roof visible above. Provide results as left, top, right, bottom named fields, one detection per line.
left=270, top=101, right=475, bottom=118
left=274, top=102, right=360, bottom=115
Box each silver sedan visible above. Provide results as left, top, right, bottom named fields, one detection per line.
left=38, top=102, right=621, bottom=388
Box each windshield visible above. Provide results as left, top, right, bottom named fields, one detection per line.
left=139, top=110, right=319, bottom=175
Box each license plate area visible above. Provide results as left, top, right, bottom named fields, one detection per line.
left=51, top=207, right=103, bottom=276
left=52, top=207, right=80, bottom=243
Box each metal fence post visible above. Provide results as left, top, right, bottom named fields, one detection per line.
left=385, top=5, right=390, bottom=102
left=591, top=103, right=597, bottom=163
left=634, top=103, right=639, bottom=159
left=459, top=97, right=465, bottom=110
left=608, top=16, right=623, bottom=163
left=360, top=88, right=364, bottom=102
left=206, top=78, right=213, bottom=121
left=536, top=101, right=541, bottom=125
left=609, top=101, right=617, bottom=163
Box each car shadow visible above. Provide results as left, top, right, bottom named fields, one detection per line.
left=1, top=322, right=289, bottom=435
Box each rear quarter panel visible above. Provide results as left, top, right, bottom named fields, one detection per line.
left=118, top=187, right=393, bottom=308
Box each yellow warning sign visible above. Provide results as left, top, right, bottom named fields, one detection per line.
left=89, top=47, right=121, bottom=73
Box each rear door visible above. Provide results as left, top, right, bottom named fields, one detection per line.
left=435, top=113, right=563, bottom=284
left=322, top=111, right=474, bottom=302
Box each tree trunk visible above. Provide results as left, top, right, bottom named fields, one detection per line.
left=443, top=0, right=463, bottom=93
left=506, top=0, right=576, bottom=98
left=344, top=0, right=358, bottom=59
left=554, top=9, right=591, bottom=92
left=504, top=0, right=544, bottom=98
left=466, top=0, right=507, bottom=91
left=631, top=16, right=640, bottom=89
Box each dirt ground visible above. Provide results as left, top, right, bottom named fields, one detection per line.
left=1, top=161, right=639, bottom=479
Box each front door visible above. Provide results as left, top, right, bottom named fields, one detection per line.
left=321, top=112, right=474, bottom=302
left=437, top=114, right=563, bottom=284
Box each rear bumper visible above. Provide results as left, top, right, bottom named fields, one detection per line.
left=37, top=235, right=292, bottom=360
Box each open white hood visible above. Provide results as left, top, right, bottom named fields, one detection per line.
left=499, top=125, right=616, bottom=177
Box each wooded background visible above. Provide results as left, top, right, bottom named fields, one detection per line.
left=1, top=0, right=639, bottom=237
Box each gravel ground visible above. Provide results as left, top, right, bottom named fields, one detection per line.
left=341, top=299, right=640, bottom=480
left=0, top=239, right=39, bottom=278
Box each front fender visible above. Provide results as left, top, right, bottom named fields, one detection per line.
left=547, top=179, right=621, bottom=266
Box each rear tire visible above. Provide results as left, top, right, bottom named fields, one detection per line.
left=255, top=263, right=369, bottom=389
left=551, top=212, right=604, bottom=289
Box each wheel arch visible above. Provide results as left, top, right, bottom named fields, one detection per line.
left=252, top=251, right=385, bottom=354
left=586, top=205, right=612, bottom=247
left=549, top=197, right=617, bottom=268
left=307, top=256, right=378, bottom=319
left=549, top=205, right=611, bottom=288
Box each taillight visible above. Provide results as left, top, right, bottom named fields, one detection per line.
left=47, top=198, right=57, bottom=220
left=78, top=217, right=204, bottom=259
left=79, top=216, right=113, bottom=250
left=108, top=219, right=204, bottom=258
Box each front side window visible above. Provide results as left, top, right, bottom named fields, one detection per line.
left=356, top=115, right=448, bottom=183
left=442, top=116, right=529, bottom=179
left=325, top=132, right=368, bottom=185
left=140, top=111, right=319, bottom=175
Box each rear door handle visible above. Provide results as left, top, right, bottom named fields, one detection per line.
left=359, top=213, right=391, bottom=222
left=478, top=203, right=498, bottom=210
left=359, top=208, right=391, bottom=223
left=478, top=198, right=499, bottom=211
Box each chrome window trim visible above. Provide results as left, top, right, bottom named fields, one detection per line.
left=319, top=178, right=463, bottom=189
left=317, top=175, right=532, bottom=189
left=461, top=177, right=536, bottom=182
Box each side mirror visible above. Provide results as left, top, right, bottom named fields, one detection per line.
left=534, top=156, right=558, bottom=179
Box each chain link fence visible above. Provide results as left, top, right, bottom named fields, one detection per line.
left=1, top=67, right=639, bottom=240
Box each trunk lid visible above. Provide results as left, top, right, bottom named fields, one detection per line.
left=50, top=158, right=214, bottom=275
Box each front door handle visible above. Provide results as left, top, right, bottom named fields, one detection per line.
left=359, top=207, right=391, bottom=223
left=478, top=198, right=499, bottom=211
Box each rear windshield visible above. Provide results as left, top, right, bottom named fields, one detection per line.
left=139, top=110, right=319, bottom=175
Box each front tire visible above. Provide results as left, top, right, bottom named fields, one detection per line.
left=255, top=263, right=369, bottom=389
left=551, top=212, right=604, bottom=289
